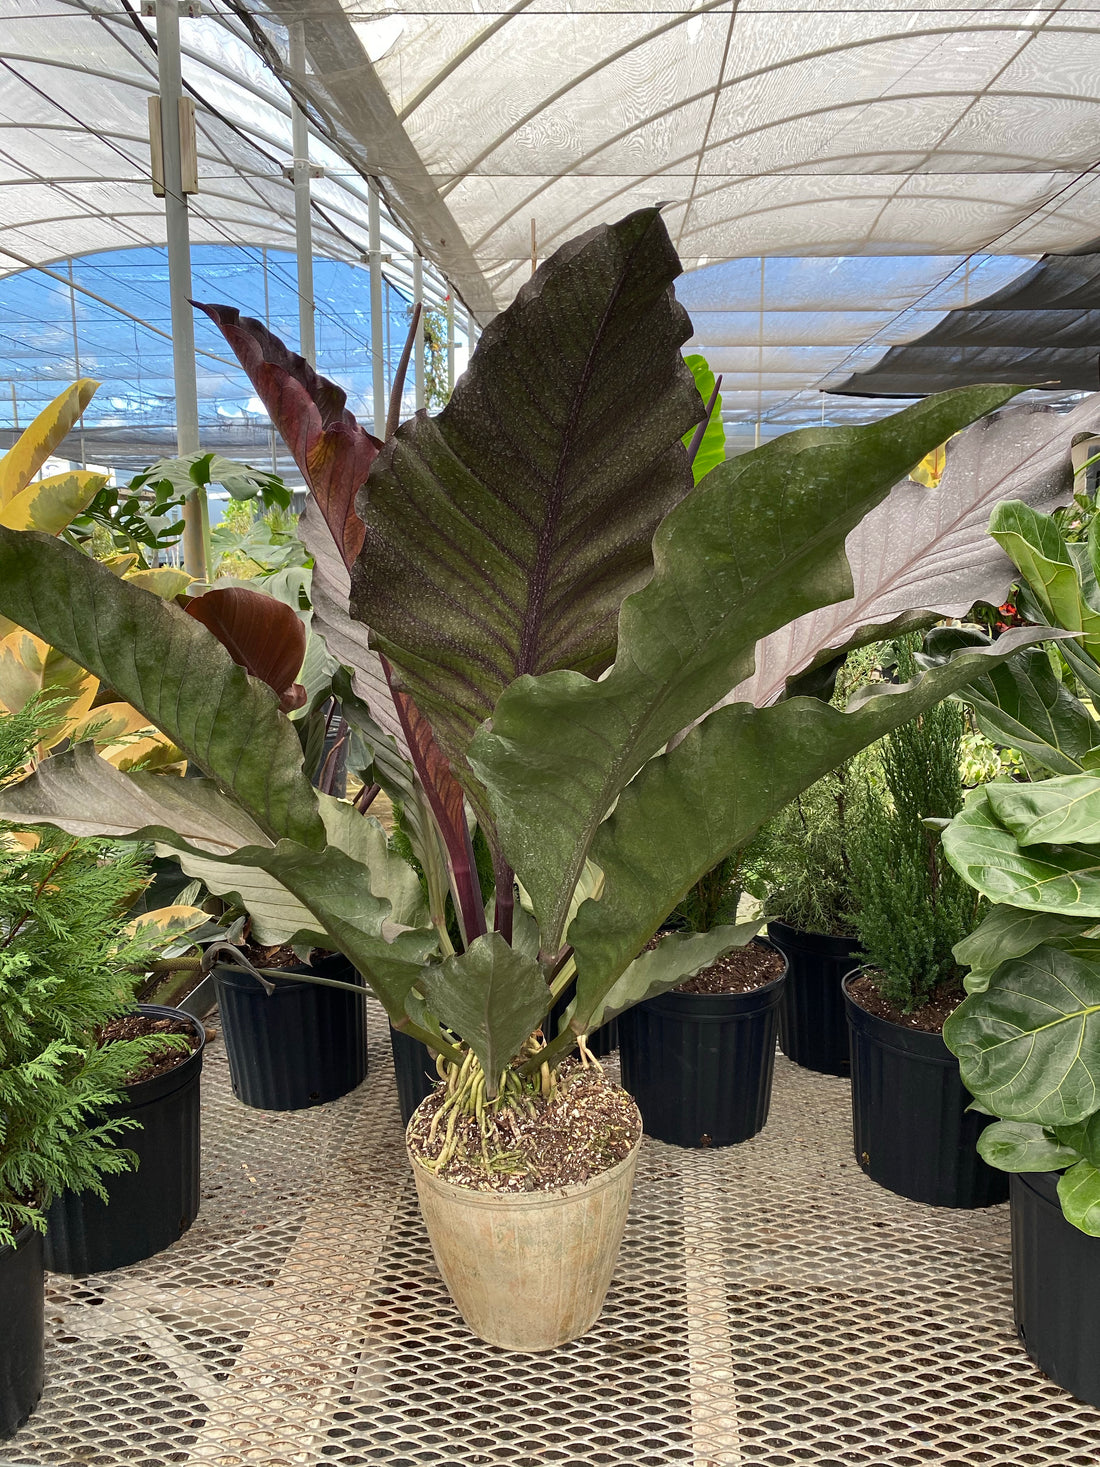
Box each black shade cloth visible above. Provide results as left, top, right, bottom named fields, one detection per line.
left=829, top=249, right=1100, bottom=397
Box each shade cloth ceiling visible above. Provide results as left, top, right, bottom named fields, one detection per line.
left=829, top=248, right=1100, bottom=396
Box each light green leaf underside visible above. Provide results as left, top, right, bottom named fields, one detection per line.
left=472, top=383, right=1021, bottom=951
left=954, top=904, right=1091, bottom=995
left=976, top=1119, right=1080, bottom=1173
left=986, top=775, right=1100, bottom=849
left=1058, top=1160, right=1100, bottom=1235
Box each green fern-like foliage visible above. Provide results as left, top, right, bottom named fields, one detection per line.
left=849, top=639, right=983, bottom=1012
left=0, top=700, right=174, bottom=1245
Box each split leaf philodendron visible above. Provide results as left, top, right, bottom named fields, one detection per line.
left=0, top=209, right=1090, bottom=1118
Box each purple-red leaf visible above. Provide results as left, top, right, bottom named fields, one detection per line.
left=386, top=665, right=487, bottom=945
left=193, top=303, right=381, bottom=570
left=185, top=587, right=306, bottom=713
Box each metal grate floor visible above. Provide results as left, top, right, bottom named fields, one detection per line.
left=7, top=1002, right=1100, bottom=1467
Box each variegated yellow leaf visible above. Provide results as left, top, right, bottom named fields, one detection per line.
left=0, top=379, right=99, bottom=505
left=0, top=469, right=107, bottom=533
left=102, top=731, right=186, bottom=772
left=124, top=567, right=192, bottom=599
left=122, top=904, right=208, bottom=941
left=103, top=553, right=141, bottom=577
left=910, top=442, right=948, bottom=488
left=69, top=701, right=150, bottom=746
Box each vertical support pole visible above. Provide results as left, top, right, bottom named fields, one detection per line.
left=413, top=252, right=425, bottom=411
left=446, top=293, right=455, bottom=396
left=68, top=261, right=87, bottom=468
left=288, top=23, right=316, bottom=368
left=10, top=383, right=18, bottom=433
left=155, top=0, right=206, bottom=579
left=262, top=246, right=278, bottom=474
left=369, top=184, right=386, bottom=438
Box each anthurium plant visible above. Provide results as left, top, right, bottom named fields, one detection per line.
left=0, top=210, right=1092, bottom=1173
left=934, top=497, right=1100, bottom=1234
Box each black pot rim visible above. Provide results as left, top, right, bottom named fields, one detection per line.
left=0, top=1219, right=40, bottom=1263
left=1012, top=1168, right=1064, bottom=1208
left=640, top=937, right=788, bottom=1017
left=213, top=949, right=360, bottom=996
left=120, top=1003, right=207, bottom=1107
left=766, top=920, right=862, bottom=958
left=841, top=968, right=956, bottom=1063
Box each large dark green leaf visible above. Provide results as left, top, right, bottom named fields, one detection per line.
left=991, top=499, right=1100, bottom=658
left=0, top=526, right=323, bottom=848
left=942, top=786, right=1100, bottom=917
left=976, top=1120, right=1080, bottom=1173
left=961, top=645, right=1100, bottom=776
left=421, top=932, right=549, bottom=1094
left=349, top=208, right=703, bottom=800
left=1054, top=1113, right=1100, bottom=1167
left=943, top=943, right=1100, bottom=1125
left=0, top=746, right=438, bottom=1025
left=563, top=631, right=1049, bottom=1033
left=473, top=384, right=1021, bottom=950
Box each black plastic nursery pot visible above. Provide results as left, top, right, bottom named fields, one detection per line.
left=545, top=977, right=619, bottom=1058
left=617, top=940, right=787, bottom=1148
left=214, top=950, right=367, bottom=1111
left=44, top=1005, right=206, bottom=1276
left=0, top=1223, right=44, bottom=1439
left=390, top=1025, right=437, bottom=1128
left=843, top=972, right=1008, bottom=1209
left=767, top=920, right=861, bottom=1076
left=1011, top=1170, right=1100, bottom=1407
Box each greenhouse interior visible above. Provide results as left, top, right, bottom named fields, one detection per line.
left=7, top=2, right=1100, bottom=1464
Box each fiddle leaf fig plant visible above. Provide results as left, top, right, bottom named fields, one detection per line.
left=0, top=209, right=1086, bottom=1141
left=937, top=496, right=1100, bottom=1233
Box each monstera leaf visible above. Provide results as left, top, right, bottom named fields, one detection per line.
left=730, top=396, right=1098, bottom=709
left=471, top=381, right=1021, bottom=950
left=944, top=942, right=1100, bottom=1125
left=348, top=208, right=703, bottom=805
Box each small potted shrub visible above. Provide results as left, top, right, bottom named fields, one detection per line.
left=842, top=640, right=1006, bottom=1208
left=0, top=212, right=1079, bottom=1350
left=619, top=854, right=787, bottom=1147
left=0, top=703, right=193, bottom=1436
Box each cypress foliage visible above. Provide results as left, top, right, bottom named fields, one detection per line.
left=848, top=640, right=981, bottom=1012
left=0, top=701, right=175, bottom=1245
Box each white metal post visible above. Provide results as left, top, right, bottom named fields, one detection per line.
left=369, top=183, right=386, bottom=437
left=155, top=0, right=206, bottom=578
left=68, top=261, right=87, bottom=469
left=288, top=23, right=316, bottom=368
left=446, top=293, right=455, bottom=396
left=413, top=252, right=425, bottom=411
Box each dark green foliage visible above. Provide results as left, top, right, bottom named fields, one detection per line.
left=671, top=851, right=746, bottom=934
left=850, top=639, right=982, bottom=1011
left=0, top=705, right=176, bottom=1245
left=755, top=645, right=882, bottom=937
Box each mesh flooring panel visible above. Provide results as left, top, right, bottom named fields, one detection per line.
left=7, top=1002, right=1100, bottom=1466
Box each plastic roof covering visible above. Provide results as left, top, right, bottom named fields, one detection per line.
left=0, top=1, right=456, bottom=311
left=829, top=247, right=1100, bottom=396
left=0, top=245, right=466, bottom=478
left=277, top=0, right=1100, bottom=312
left=1, top=0, right=1098, bottom=455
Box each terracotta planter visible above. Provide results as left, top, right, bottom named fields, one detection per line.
left=407, top=1104, right=642, bottom=1352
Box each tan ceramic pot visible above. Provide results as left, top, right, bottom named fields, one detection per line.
left=407, top=1103, right=642, bottom=1352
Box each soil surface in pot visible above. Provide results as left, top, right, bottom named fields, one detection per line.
left=847, top=971, right=964, bottom=1034
left=676, top=943, right=785, bottom=995
left=408, top=1060, right=640, bottom=1194
left=99, top=1014, right=200, bottom=1084
left=239, top=941, right=308, bottom=969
